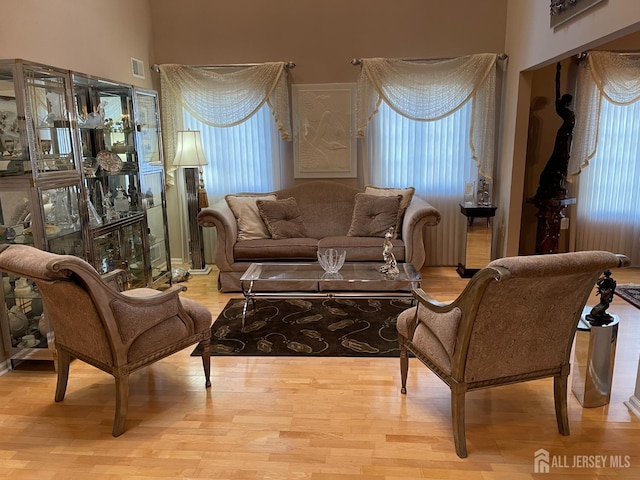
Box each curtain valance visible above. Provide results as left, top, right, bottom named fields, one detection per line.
left=572, top=51, right=640, bottom=175
left=158, top=62, right=292, bottom=186
left=355, top=54, right=498, bottom=178
left=159, top=62, right=291, bottom=139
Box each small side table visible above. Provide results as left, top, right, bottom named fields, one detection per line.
left=572, top=308, right=620, bottom=407
left=457, top=204, right=497, bottom=278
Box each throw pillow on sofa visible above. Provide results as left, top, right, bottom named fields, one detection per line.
left=225, top=193, right=277, bottom=240
left=364, top=185, right=415, bottom=238
left=347, top=193, right=402, bottom=237
left=257, top=197, right=308, bottom=240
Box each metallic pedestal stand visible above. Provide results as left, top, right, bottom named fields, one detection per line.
left=572, top=308, right=619, bottom=407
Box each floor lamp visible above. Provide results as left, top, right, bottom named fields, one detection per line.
left=173, top=130, right=211, bottom=275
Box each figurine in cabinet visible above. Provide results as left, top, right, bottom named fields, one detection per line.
left=114, top=186, right=129, bottom=215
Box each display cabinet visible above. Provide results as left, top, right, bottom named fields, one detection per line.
left=72, top=74, right=170, bottom=286
left=0, top=59, right=86, bottom=363
left=133, top=89, right=171, bottom=286
left=91, top=216, right=148, bottom=289
left=1, top=61, right=171, bottom=367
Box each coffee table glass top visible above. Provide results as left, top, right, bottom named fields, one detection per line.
left=241, top=262, right=420, bottom=284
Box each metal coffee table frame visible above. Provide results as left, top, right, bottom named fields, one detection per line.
left=239, top=262, right=421, bottom=322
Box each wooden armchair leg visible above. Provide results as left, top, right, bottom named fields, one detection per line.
left=399, top=336, right=409, bottom=394
left=554, top=373, right=570, bottom=435
left=201, top=339, right=212, bottom=388
left=451, top=390, right=468, bottom=458
left=54, top=348, right=71, bottom=402
left=112, top=373, right=130, bottom=437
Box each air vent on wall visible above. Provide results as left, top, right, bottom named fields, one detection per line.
left=131, top=57, right=145, bottom=79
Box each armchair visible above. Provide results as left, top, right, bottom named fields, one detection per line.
left=0, top=244, right=212, bottom=437
left=397, top=251, right=630, bottom=458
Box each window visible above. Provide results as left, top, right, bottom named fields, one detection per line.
left=367, top=100, right=479, bottom=266
left=181, top=103, right=283, bottom=264
left=575, top=98, right=640, bottom=263
left=356, top=55, right=500, bottom=266
left=182, top=103, right=283, bottom=204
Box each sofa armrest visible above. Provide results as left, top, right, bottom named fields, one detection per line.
left=197, top=200, right=237, bottom=271
left=401, top=195, right=441, bottom=270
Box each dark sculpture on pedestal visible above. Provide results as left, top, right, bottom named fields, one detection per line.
left=535, top=62, right=575, bottom=201
left=586, top=270, right=617, bottom=326
left=529, top=62, right=576, bottom=254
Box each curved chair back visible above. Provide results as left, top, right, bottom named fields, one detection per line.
left=458, top=251, right=624, bottom=383
left=397, top=250, right=630, bottom=457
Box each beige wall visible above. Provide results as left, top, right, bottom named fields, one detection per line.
left=149, top=0, right=508, bottom=85
left=1, top=0, right=155, bottom=88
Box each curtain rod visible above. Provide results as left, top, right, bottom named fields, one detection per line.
left=350, top=53, right=508, bottom=65
left=151, top=61, right=296, bottom=72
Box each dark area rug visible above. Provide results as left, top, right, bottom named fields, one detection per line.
left=192, top=297, right=415, bottom=357
left=614, top=284, right=640, bottom=309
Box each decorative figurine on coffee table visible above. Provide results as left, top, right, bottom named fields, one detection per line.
left=586, top=269, right=617, bottom=326
left=379, top=228, right=399, bottom=277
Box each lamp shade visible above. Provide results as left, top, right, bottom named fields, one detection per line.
left=173, top=130, right=208, bottom=167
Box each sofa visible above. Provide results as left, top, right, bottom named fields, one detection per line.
left=197, top=180, right=441, bottom=292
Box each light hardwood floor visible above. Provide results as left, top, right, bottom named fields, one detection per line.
left=1, top=265, right=639, bottom=479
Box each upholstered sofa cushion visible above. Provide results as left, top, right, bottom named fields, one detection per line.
left=256, top=197, right=308, bottom=240
left=364, top=186, right=415, bottom=238
left=347, top=193, right=402, bottom=237
left=225, top=193, right=277, bottom=240
left=233, top=237, right=319, bottom=260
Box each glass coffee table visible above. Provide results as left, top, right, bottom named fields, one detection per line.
left=239, top=262, right=421, bottom=322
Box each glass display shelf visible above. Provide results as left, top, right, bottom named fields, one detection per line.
left=91, top=213, right=148, bottom=288
left=142, top=171, right=169, bottom=283
left=73, top=74, right=141, bottom=231
left=135, top=88, right=171, bottom=286
left=0, top=59, right=78, bottom=178
left=0, top=59, right=84, bottom=366
left=1, top=272, right=53, bottom=360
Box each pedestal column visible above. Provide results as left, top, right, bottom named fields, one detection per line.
left=572, top=311, right=619, bottom=407
left=527, top=197, right=576, bottom=254
left=624, top=355, right=640, bottom=418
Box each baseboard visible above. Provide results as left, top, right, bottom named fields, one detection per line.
left=0, top=359, right=11, bottom=377
left=188, top=265, right=212, bottom=275
left=624, top=395, right=640, bottom=419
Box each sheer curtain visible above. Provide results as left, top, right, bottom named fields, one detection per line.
left=367, top=100, right=477, bottom=265
left=357, top=54, right=500, bottom=265
left=182, top=105, right=284, bottom=204
left=572, top=51, right=640, bottom=265
left=158, top=63, right=291, bottom=263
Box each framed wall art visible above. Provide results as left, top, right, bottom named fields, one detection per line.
left=292, top=83, right=356, bottom=178
left=550, top=0, right=604, bottom=28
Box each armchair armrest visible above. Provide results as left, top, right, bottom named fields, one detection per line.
left=197, top=199, right=237, bottom=271
left=413, top=287, right=452, bottom=309
left=401, top=195, right=441, bottom=270
left=112, top=285, right=193, bottom=345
